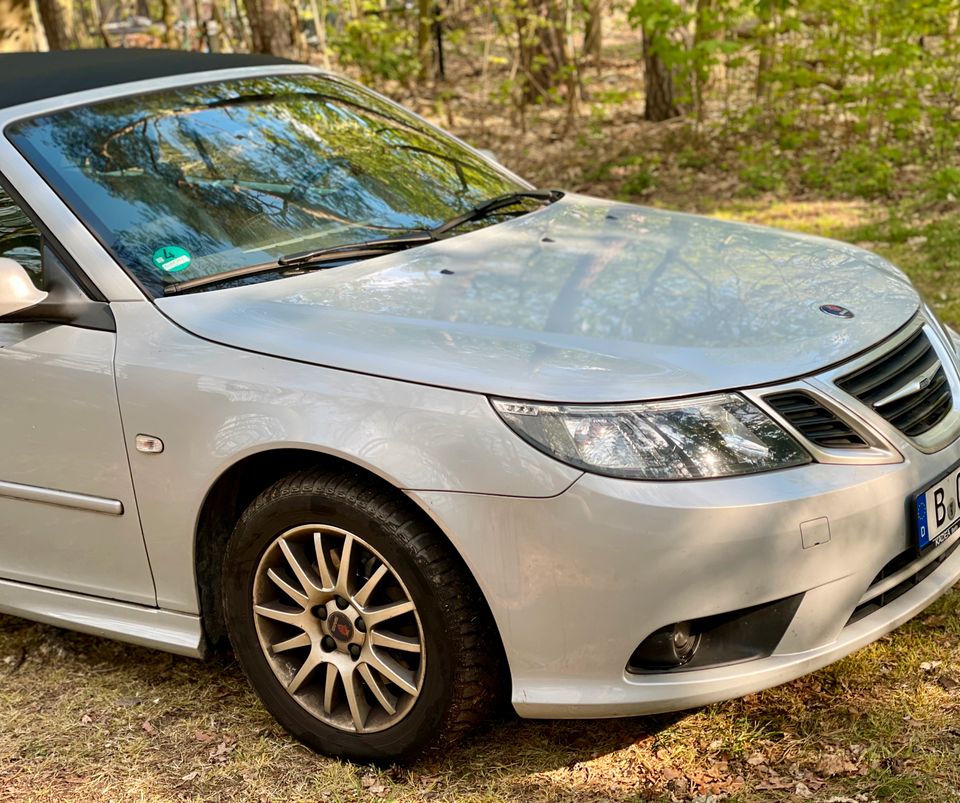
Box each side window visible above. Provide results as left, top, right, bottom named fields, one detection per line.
left=0, top=187, right=42, bottom=290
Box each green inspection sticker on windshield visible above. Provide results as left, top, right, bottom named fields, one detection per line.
left=152, top=245, right=192, bottom=273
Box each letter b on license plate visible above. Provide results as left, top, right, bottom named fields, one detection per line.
left=916, top=465, right=960, bottom=550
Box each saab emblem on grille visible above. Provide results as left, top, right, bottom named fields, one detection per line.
left=819, top=304, right=854, bottom=319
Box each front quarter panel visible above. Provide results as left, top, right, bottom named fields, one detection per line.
left=111, top=301, right=581, bottom=613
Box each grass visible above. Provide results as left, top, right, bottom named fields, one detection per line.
left=6, top=101, right=960, bottom=801
left=5, top=590, right=960, bottom=800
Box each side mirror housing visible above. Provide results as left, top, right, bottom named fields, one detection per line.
left=0, top=257, right=47, bottom=318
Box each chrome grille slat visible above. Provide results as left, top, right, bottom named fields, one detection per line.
left=841, top=330, right=932, bottom=400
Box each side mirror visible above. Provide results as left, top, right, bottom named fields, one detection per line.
left=0, top=257, right=47, bottom=318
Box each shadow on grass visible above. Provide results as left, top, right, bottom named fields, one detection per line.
left=0, top=612, right=690, bottom=780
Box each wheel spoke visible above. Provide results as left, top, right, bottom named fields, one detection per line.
left=278, top=539, right=321, bottom=598
left=254, top=602, right=304, bottom=627
left=354, top=563, right=388, bottom=607
left=287, top=650, right=320, bottom=694
left=323, top=662, right=339, bottom=714
left=336, top=533, right=355, bottom=596
left=342, top=667, right=371, bottom=731
left=364, top=600, right=415, bottom=628
left=267, top=568, right=310, bottom=607
left=358, top=661, right=397, bottom=716
left=313, top=531, right=336, bottom=589
left=253, top=523, right=425, bottom=735
left=370, top=630, right=421, bottom=653
left=367, top=651, right=417, bottom=696
left=271, top=631, right=311, bottom=653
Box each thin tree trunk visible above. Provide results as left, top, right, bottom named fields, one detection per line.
left=29, top=0, right=49, bottom=49
left=692, top=0, right=716, bottom=123
left=193, top=0, right=205, bottom=49
left=583, top=0, right=602, bottom=61
left=89, top=0, right=110, bottom=47
left=642, top=25, right=680, bottom=121
left=36, top=0, right=68, bottom=48
left=210, top=0, right=234, bottom=51
left=755, top=4, right=773, bottom=100
left=516, top=0, right=571, bottom=103
left=417, top=0, right=433, bottom=81
left=308, top=0, right=328, bottom=66
left=161, top=0, right=179, bottom=46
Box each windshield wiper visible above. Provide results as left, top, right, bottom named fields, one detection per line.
left=163, top=189, right=561, bottom=296
left=430, top=189, right=562, bottom=237
left=163, top=232, right=433, bottom=295
left=278, top=230, right=435, bottom=267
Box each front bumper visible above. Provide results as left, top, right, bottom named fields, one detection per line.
left=412, top=426, right=960, bottom=719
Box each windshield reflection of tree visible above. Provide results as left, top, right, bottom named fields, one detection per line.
left=13, top=75, right=520, bottom=295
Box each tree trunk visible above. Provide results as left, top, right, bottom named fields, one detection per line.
left=161, top=0, right=179, bottom=47
left=0, top=0, right=39, bottom=50
left=308, top=0, right=328, bottom=66
left=416, top=0, right=433, bottom=81
left=692, top=0, right=716, bottom=122
left=642, top=25, right=680, bottom=121
left=243, top=0, right=296, bottom=56
left=754, top=4, right=774, bottom=100
left=582, top=0, right=602, bottom=61
left=516, top=0, right=571, bottom=103
left=36, top=0, right=67, bottom=48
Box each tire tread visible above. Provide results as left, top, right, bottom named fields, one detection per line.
left=228, top=466, right=500, bottom=756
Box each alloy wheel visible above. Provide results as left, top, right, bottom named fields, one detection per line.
left=252, top=524, right=426, bottom=733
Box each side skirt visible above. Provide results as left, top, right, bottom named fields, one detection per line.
left=0, top=578, right=205, bottom=657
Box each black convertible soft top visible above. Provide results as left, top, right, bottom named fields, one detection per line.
left=0, top=49, right=296, bottom=110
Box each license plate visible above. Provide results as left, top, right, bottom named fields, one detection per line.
left=915, top=464, right=960, bottom=550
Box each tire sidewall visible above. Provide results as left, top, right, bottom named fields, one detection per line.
left=223, top=488, right=455, bottom=762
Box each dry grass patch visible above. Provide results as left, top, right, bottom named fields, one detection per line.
left=4, top=586, right=960, bottom=801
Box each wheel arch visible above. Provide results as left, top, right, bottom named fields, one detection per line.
left=193, top=447, right=508, bottom=682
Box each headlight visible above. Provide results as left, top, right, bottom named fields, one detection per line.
left=492, top=394, right=810, bottom=481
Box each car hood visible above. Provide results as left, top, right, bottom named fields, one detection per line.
left=156, top=194, right=920, bottom=403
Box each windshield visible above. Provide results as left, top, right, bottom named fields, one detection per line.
left=6, top=73, right=528, bottom=297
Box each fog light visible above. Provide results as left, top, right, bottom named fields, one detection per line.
left=627, top=593, right=805, bottom=674
left=631, top=621, right=700, bottom=669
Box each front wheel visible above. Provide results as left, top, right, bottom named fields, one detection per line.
left=222, top=468, right=500, bottom=762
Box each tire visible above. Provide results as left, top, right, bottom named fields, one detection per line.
left=221, top=467, right=500, bottom=763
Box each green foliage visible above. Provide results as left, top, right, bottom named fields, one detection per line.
left=801, top=147, right=897, bottom=199
left=619, top=168, right=655, bottom=198
left=927, top=167, right=960, bottom=201
left=330, top=2, right=418, bottom=83
left=737, top=144, right=786, bottom=195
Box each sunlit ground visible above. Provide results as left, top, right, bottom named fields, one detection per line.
left=4, top=588, right=960, bottom=801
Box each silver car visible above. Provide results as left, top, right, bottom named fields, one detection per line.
left=2, top=49, right=959, bottom=763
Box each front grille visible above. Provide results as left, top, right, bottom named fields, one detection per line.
left=765, top=392, right=867, bottom=448
left=837, top=328, right=952, bottom=437
left=846, top=539, right=960, bottom=626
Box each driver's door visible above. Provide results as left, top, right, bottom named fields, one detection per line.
left=0, top=186, right=155, bottom=605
